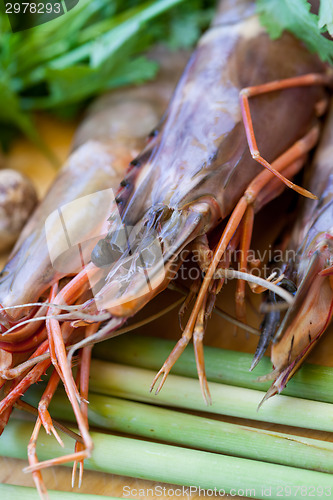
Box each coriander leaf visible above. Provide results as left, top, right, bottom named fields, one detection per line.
left=256, top=0, right=333, bottom=64
left=318, top=0, right=333, bottom=37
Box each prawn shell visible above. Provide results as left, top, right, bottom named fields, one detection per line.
left=117, top=17, right=326, bottom=226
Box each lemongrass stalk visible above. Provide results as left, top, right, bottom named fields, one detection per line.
left=88, top=360, right=333, bottom=432
left=92, top=334, right=333, bottom=402
left=0, top=484, right=121, bottom=500
left=3, top=420, right=333, bottom=500
left=24, top=389, right=333, bottom=474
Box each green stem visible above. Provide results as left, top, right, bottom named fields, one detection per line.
left=2, top=420, right=333, bottom=500
left=0, top=484, right=122, bottom=500
left=92, top=334, right=333, bottom=402
left=24, top=389, right=333, bottom=474
left=88, top=360, right=333, bottom=432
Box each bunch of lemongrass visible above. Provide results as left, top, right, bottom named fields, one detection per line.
left=3, top=417, right=333, bottom=500
left=3, top=334, right=333, bottom=499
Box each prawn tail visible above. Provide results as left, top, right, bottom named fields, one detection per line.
left=259, top=249, right=333, bottom=404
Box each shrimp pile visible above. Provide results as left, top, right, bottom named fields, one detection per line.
left=0, top=0, right=332, bottom=496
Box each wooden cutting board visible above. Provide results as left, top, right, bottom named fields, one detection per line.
left=1, top=114, right=333, bottom=499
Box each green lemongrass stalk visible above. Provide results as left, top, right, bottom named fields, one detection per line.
left=92, top=335, right=333, bottom=402
left=0, top=484, right=121, bottom=500
left=3, top=420, right=333, bottom=500
left=24, top=389, right=333, bottom=474
left=88, top=360, right=333, bottom=432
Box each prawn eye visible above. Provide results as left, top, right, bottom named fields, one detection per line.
left=91, top=239, right=122, bottom=268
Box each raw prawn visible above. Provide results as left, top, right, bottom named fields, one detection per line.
left=256, top=97, right=333, bottom=403
left=0, top=48, right=188, bottom=490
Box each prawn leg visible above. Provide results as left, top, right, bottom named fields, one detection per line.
left=178, top=278, right=201, bottom=331
left=0, top=357, right=51, bottom=415
left=27, top=418, right=49, bottom=500
left=27, top=372, right=69, bottom=500
left=151, top=125, right=319, bottom=397
left=240, top=73, right=332, bottom=199
left=235, top=205, right=254, bottom=330
left=150, top=324, right=193, bottom=394
left=0, top=266, right=97, bottom=415
left=72, top=324, right=96, bottom=488
left=24, top=315, right=93, bottom=474
left=44, top=267, right=100, bottom=403
left=28, top=364, right=78, bottom=498
left=38, top=370, right=63, bottom=446
left=192, top=292, right=211, bottom=405
left=46, top=284, right=63, bottom=382
left=0, top=396, right=14, bottom=435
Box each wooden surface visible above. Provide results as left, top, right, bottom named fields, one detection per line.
left=1, top=114, right=333, bottom=499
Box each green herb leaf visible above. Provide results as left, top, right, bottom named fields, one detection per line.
left=0, top=76, right=57, bottom=162
left=0, top=0, right=215, bottom=150
left=319, top=0, right=333, bottom=36
left=256, top=0, right=333, bottom=64
left=27, top=56, right=158, bottom=109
